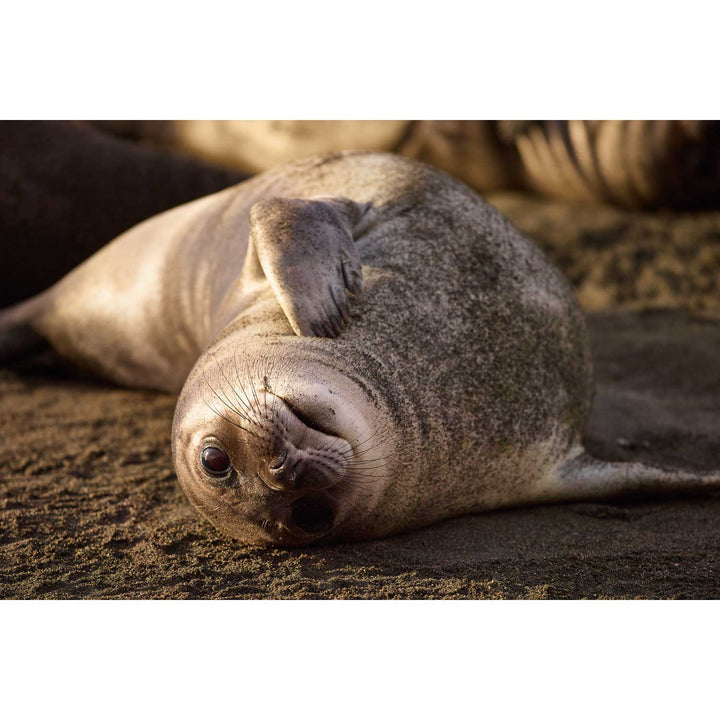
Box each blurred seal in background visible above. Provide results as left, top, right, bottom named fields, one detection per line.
left=91, top=119, right=720, bottom=210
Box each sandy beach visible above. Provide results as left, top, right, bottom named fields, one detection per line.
left=2, top=309, right=719, bottom=599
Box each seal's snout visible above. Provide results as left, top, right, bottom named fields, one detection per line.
left=250, top=390, right=352, bottom=495
left=261, top=445, right=336, bottom=492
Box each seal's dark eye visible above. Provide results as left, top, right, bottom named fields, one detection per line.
left=201, top=446, right=231, bottom=476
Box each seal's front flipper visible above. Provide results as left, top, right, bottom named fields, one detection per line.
left=244, top=196, right=369, bottom=338
left=539, top=449, right=720, bottom=504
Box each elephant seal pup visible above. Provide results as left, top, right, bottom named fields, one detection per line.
left=2, top=152, right=719, bottom=546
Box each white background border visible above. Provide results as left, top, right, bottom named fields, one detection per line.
left=2, top=1, right=718, bottom=717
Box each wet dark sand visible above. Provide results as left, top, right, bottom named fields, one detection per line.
left=2, top=310, right=719, bottom=599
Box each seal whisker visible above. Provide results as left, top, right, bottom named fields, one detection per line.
left=348, top=466, right=384, bottom=477
left=347, top=428, right=381, bottom=451
left=346, top=442, right=387, bottom=459
left=345, top=469, right=390, bottom=480
left=231, top=357, right=258, bottom=420
left=246, top=368, right=263, bottom=418
left=204, top=384, right=262, bottom=438
left=343, top=471, right=390, bottom=482
left=232, top=350, right=257, bottom=417
left=304, top=455, right=344, bottom=478
left=220, top=350, right=258, bottom=419
left=203, top=386, right=249, bottom=427
left=323, top=434, right=345, bottom=456
left=343, top=437, right=388, bottom=459
left=346, top=456, right=390, bottom=467
left=211, top=355, right=245, bottom=411
left=342, top=472, right=390, bottom=483
left=343, top=454, right=391, bottom=471
left=334, top=478, right=378, bottom=495
left=203, top=369, right=255, bottom=426
left=322, top=482, right=375, bottom=504
left=202, top=398, right=263, bottom=444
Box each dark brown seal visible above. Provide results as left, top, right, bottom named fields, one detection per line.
left=0, top=120, right=243, bottom=307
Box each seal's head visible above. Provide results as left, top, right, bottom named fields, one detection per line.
left=171, top=343, right=396, bottom=546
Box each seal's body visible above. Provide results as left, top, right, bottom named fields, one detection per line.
left=2, top=153, right=718, bottom=545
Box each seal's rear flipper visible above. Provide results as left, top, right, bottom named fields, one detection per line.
left=0, top=295, right=48, bottom=362
left=543, top=449, right=720, bottom=504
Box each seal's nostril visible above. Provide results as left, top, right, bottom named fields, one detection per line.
left=290, top=499, right=334, bottom=534
left=269, top=449, right=288, bottom=470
